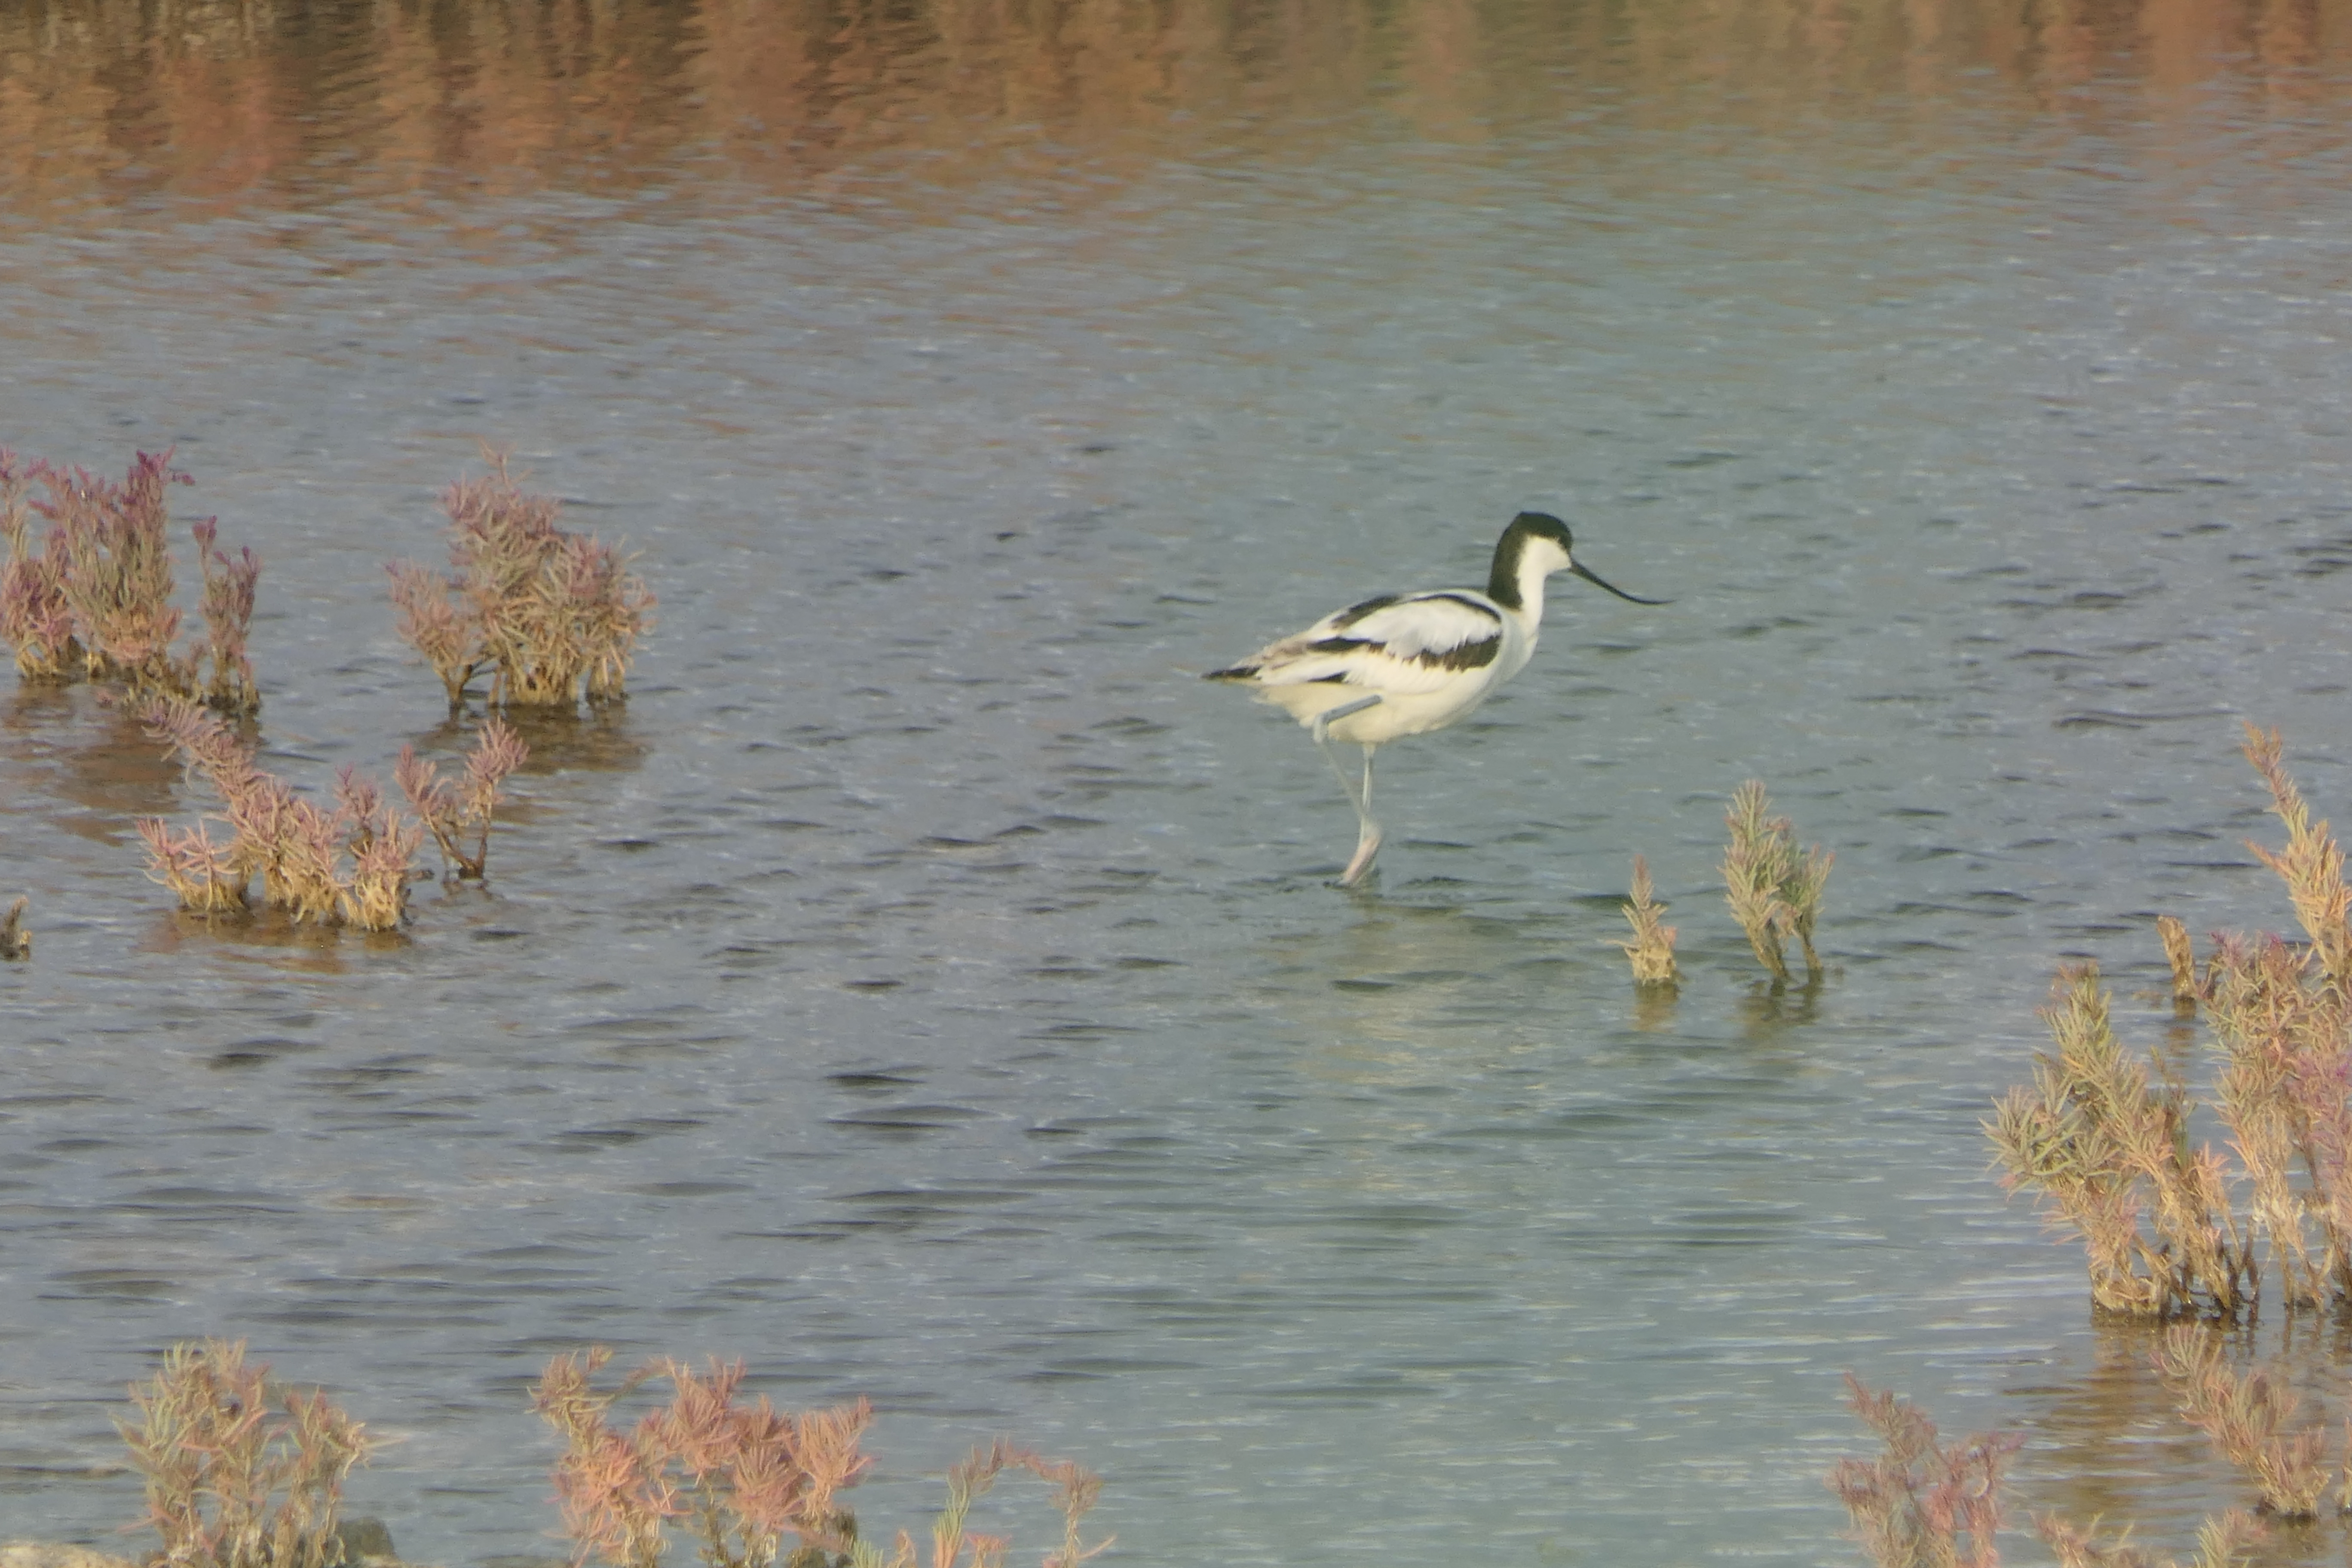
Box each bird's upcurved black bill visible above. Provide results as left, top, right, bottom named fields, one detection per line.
left=1570, top=560, right=1669, bottom=605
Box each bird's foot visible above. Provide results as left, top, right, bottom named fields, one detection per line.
left=1339, top=822, right=1384, bottom=887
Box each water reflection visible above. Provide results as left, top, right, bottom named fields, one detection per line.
left=1257, top=902, right=1534, bottom=1059
left=6, top=0, right=2351, bottom=218
left=1737, top=974, right=1826, bottom=1035
left=3, top=689, right=181, bottom=841
left=2009, top=1315, right=2352, bottom=1565
left=411, top=705, right=649, bottom=777
left=132, top=905, right=370, bottom=970
left=1629, top=982, right=1678, bottom=1033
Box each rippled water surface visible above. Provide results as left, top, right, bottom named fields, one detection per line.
left=8, top=2, right=2352, bottom=1562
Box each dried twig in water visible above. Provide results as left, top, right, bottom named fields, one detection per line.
left=1615, top=854, right=1678, bottom=986
left=395, top=719, right=527, bottom=879
left=0, top=894, right=27, bottom=959
left=117, top=1339, right=371, bottom=1568
left=1721, top=779, right=1832, bottom=986
left=388, top=452, right=654, bottom=711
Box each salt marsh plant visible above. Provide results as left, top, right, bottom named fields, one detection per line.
left=2036, top=1513, right=2265, bottom=1568
left=858, top=1439, right=1109, bottom=1568
left=118, top=1338, right=371, bottom=1568
left=137, top=699, right=432, bottom=931
left=1721, top=779, right=1831, bottom=986
left=0, top=894, right=26, bottom=958
left=532, top=1350, right=1109, bottom=1568
left=388, top=454, right=654, bottom=711
left=1830, top=1377, right=2263, bottom=1568
left=533, top=1349, right=876, bottom=1568
left=1616, top=854, right=1679, bottom=986
left=0, top=450, right=260, bottom=711
left=2157, top=916, right=2205, bottom=1005
left=2154, top=1323, right=2347, bottom=1518
left=1828, top=1374, right=2018, bottom=1568
left=1991, top=726, right=2352, bottom=1320
left=396, top=718, right=527, bottom=879
left=1987, top=965, right=2254, bottom=1318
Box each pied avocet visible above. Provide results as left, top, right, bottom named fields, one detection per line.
left=1204, top=511, right=1664, bottom=886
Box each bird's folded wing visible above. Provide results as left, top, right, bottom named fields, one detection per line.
left=1251, top=592, right=1503, bottom=693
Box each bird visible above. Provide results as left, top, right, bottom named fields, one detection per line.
left=1204, top=511, right=1665, bottom=886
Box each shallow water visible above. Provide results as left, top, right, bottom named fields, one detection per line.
left=7, top=1, right=2352, bottom=1562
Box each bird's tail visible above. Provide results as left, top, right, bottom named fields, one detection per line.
left=1201, top=663, right=1259, bottom=683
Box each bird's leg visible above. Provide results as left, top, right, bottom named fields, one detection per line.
left=1310, top=694, right=1384, bottom=885
left=1340, top=743, right=1382, bottom=886
left=1309, top=693, right=1382, bottom=745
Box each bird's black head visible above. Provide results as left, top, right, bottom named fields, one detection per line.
left=1491, top=509, right=1668, bottom=608
left=1509, top=511, right=1572, bottom=551
left=1488, top=512, right=1574, bottom=608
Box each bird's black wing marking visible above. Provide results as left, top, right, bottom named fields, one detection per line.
left=1329, top=594, right=1402, bottom=630
left=1213, top=589, right=1503, bottom=692
left=1412, top=636, right=1499, bottom=672
left=1420, top=592, right=1505, bottom=624
left=1307, top=629, right=1499, bottom=673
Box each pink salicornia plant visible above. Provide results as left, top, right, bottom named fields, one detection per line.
left=0, top=450, right=261, bottom=710
left=2035, top=1510, right=2263, bottom=1568
left=1828, top=1374, right=2018, bottom=1568
left=3, top=450, right=259, bottom=703
left=336, top=764, right=426, bottom=931
left=1721, top=779, right=1832, bottom=987
left=117, top=1338, right=372, bottom=1568
left=193, top=516, right=262, bottom=714
left=854, top=1439, right=1112, bottom=1568
left=138, top=698, right=424, bottom=931
left=532, top=1348, right=874, bottom=1568
left=389, top=452, right=653, bottom=711
left=2153, top=1323, right=2345, bottom=1518
left=1615, top=852, right=1679, bottom=986
left=1991, top=726, right=2352, bottom=1321
left=137, top=817, right=249, bottom=916
left=395, top=718, right=527, bottom=879
left=1987, top=965, right=2252, bottom=1318
left=49, top=450, right=181, bottom=685
left=532, top=1351, right=1110, bottom=1568
left=0, top=449, right=79, bottom=680
left=1828, top=1375, right=2262, bottom=1568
